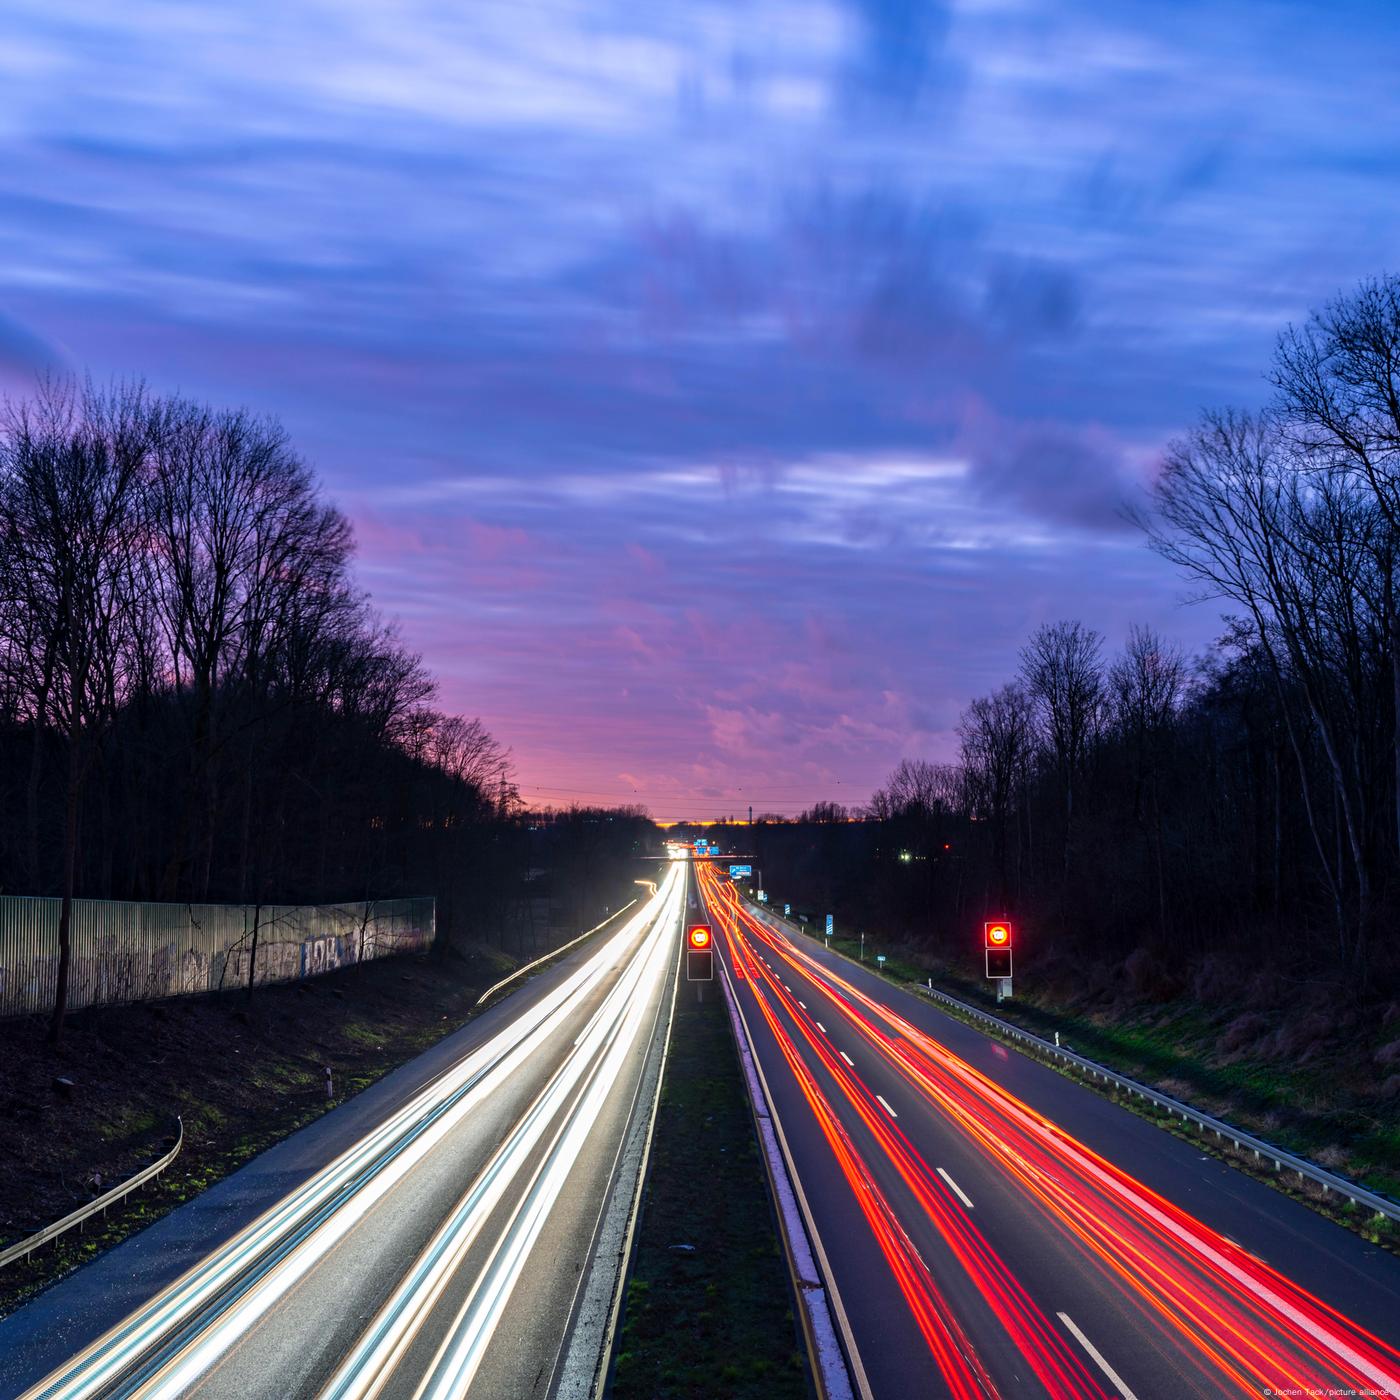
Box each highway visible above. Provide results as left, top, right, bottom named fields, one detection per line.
left=0, top=867, right=683, bottom=1400
left=696, top=860, right=1400, bottom=1400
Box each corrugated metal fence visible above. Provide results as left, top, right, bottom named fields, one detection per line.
left=0, top=894, right=435, bottom=1018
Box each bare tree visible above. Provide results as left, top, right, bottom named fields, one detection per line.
left=1019, top=620, right=1104, bottom=886
left=145, top=403, right=352, bottom=901
left=1110, top=626, right=1186, bottom=934
left=870, top=758, right=961, bottom=818
left=0, top=380, right=155, bottom=1042
left=1146, top=409, right=1389, bottom=954
left=958, top=683, right=1034, bottom=905
left=1272, top=274, right=1400, bottom=860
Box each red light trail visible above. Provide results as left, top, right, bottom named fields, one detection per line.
left=696, top=861, right=1400, bottom=1399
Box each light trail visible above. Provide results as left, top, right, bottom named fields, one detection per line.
left=321, top=873, right=681, bottom=1400
left=702, top=863, right=1101, bottom=1400
left=701, top=865, right=1400, bottom=1399
left=22, top=868, right=684, bottom=1400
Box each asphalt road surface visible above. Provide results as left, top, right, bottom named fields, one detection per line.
left=0, top=867, right=682, bottom=1400
left=696, top=861, right=1400, bottom=1400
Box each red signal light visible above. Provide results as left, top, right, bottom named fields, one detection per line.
left=687, top=924, right=712, bottom=950
left=984, top=920, right=1011, bottom=948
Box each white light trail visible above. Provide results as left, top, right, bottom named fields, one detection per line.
left=322, top=874, right=681, bottom=1400
left=22, top=869, right=683, bottom=1400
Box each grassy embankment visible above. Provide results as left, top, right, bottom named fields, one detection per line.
left=0, top=937, right=550, bottom=1318
left=788, top=917, right=1400, bottom=1251
left=610, top=975, right=809, bottom=1400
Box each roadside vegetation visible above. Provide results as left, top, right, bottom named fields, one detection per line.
left=0, top=378, right=659, bottom=1044
left=611, top=976, right=808, bottom=1400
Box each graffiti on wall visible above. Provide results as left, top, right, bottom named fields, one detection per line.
left=0, top=896, right=434, bottom=1017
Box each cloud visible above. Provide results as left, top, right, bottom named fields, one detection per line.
left=0, top=309, right=64, bottom=379
left=0, top=0, right=1395, bottom=811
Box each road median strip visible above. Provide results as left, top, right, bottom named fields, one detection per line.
left=609, top=929, right=815, bottom=1400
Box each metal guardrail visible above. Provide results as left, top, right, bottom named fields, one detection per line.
left=0, top=1117, right=184, bottom=1269
left=744, top=899, right=1400, bottom=1228
left=913, top=982, right=1400, bottom=1226
left=473, top=900, right=638, bottom=1008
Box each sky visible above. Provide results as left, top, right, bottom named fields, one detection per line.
left=0, top=0, right=1397, bottom=820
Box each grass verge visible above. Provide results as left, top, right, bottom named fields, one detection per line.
left=610, top=976, right=809, bottom=1400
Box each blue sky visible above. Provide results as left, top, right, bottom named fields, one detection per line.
left=1, top=0, right=1397, bottom=817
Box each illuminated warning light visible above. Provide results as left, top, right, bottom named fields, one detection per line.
left=984, top=921, right=1011, bottom=948
left=687, top=924, right=713, bottom=950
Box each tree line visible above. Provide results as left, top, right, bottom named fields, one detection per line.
left=0, top=380, right=651, bottom=1042
left=745, top=275, right=1400, bottom=997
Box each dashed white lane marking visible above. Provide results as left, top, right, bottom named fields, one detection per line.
left=876, top=1095, right=898, bottom=1118
left=839, top=1051, right=855, bottom=1067
left=816, top=1022, right=827, bottom=1034
left=798, top=1000, right=806, bottom=1009
left=937, top=1167, right=974, bottom=1209
left=1057, top=1312, right=1139, bottom=1400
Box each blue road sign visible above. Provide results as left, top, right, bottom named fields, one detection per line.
left=825, top=914, right=834, bottom=936
left=729, top=864, right=752, bottom=877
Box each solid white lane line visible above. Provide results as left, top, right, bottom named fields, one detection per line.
left=816, top=1022, right=827, bottom=1034
left=839, top=1051, right=854, bottom=1067
left=936, top=1167, right=973, bottom=1209
left=1057, top=1313, right=1139, bottom=1400
left=876, top=1095, right=897, bottom=1118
